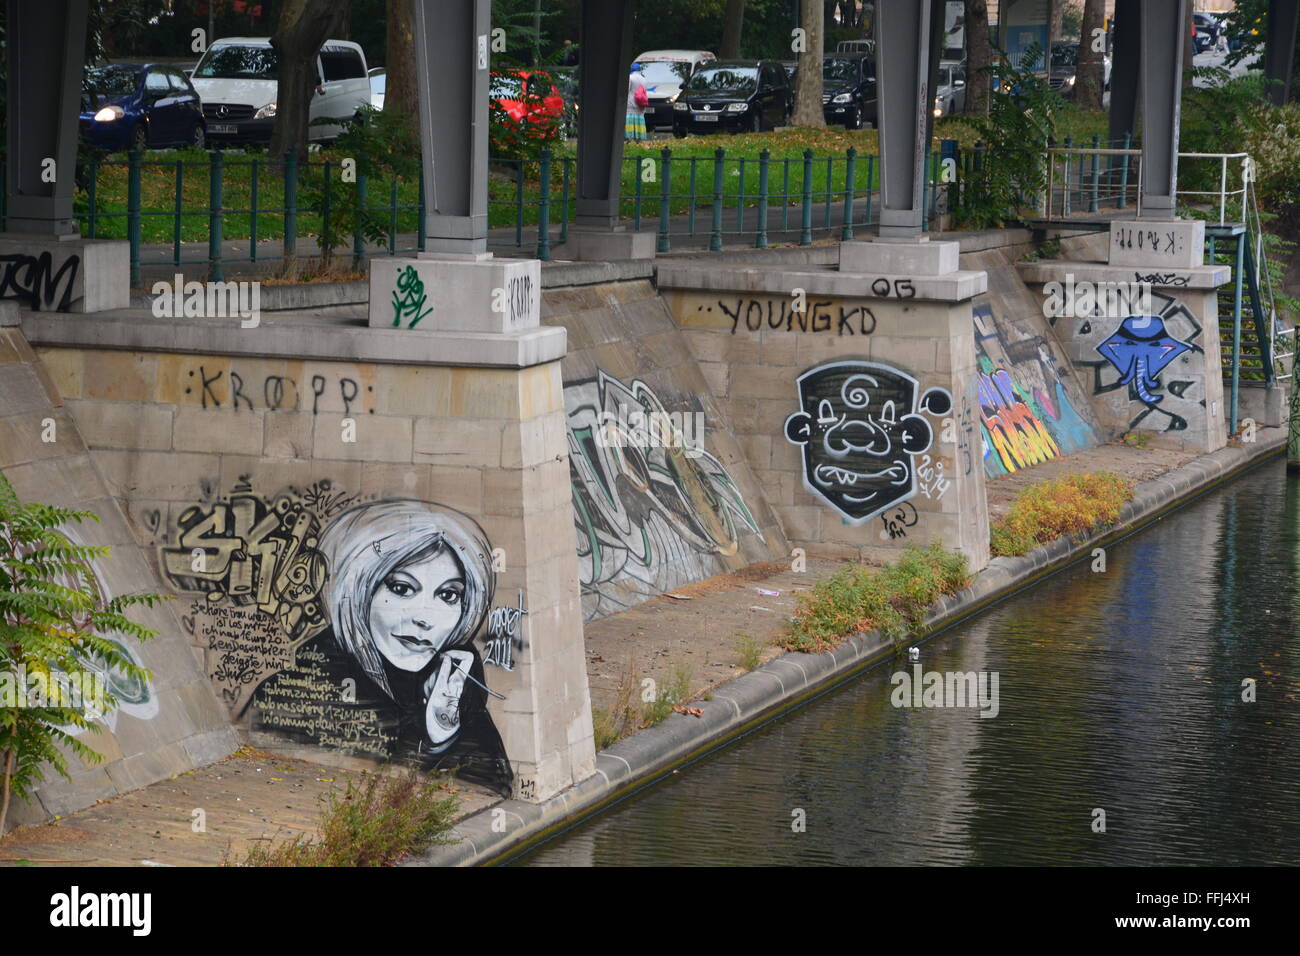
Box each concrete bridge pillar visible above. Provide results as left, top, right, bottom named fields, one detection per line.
left=0, top=0, right=128, bottom=312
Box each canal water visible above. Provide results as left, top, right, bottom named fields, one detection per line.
left=516, top=459, right=1299, bottom=866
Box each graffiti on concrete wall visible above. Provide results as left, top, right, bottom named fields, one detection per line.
left=162, top=482, right=514, bottom=794
left=973, top=302, right=1098, bottom=477
left=0, top=252, right=80, bottom=312
left=784, top=360, right=952, bottom=523
left=565, top=371, right=763, bottom=620
left=1066, top=291, right=1204, bottom=432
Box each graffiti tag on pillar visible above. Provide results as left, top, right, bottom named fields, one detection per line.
left=0, top=252, right=80, bottom=312
left=391, top=264, right=433, bottom=329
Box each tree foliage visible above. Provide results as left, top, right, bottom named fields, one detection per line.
left=0, top=471, right=161, bottom=834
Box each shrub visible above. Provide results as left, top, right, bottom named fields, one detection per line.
left=0, top=472, right=161, bottom=834
left=784, top=544, right=970, bottom=653
left=989, top=471, right=1134, bottom=557
left=228, top=768, right=458, bottom=867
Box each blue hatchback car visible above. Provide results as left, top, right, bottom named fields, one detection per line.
left=79, top=64, right=206, bottom=152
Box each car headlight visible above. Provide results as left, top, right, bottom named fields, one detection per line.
left=832, top=92, right=852, bottom=104
left=668, top=92, right=679, bottom=103
left=933, top=106, right=943, bottom=117
left=726, top=102, right=748, bottom=112
left=673, top=101, right=688, bottom=111
left=254, top=103, right=277, bottom=119
left=93, top=106, right=124, bottom=122
left=1061, top=75, right=1075, bottom=88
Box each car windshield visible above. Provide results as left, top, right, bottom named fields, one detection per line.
left=84, top=66, right=140, bottom=95
left=193, top=45, right=279, bottom=79
left=1051, top=44, right=1077, bottom=68
left=823, top=58, right=861, bottom=83
left=685, top=67, right=757, bottom=93
left=638, top=60, right=692, bottom=85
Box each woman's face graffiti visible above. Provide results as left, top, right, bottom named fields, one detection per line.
left=368, top=549, right=465, bottom=671
left=785, top=361, right=951, bottom=522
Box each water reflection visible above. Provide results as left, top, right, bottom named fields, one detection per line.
left=517, top=461, right=1300, bottom=866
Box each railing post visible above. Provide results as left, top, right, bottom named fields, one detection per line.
left=208, top=150, right=224, bottom=282
left=657, top=147, right=672, bottom=254
left=633, top=156, right=644, bottom=232
left=560, top=157, right=571, bottom=244
left=755, top=148, right=771, bottom=249
left=514, top=160, right=524, bottom=248
left=1117, top=132, right=1131, bottom=209
left=1218, top=155, right=1227, bottom=225
left=1062, top=136, right=1073, bottom=218
left=128, top=150, right=142, bottom=288
left=322, top=159, right=333, bottom=264
left=710, top=147, right=725, bottom=252
left=250, top=157, right=260, bottom=263
left=1089, top=134, right=1101, bottom=212
left=736, top=157, right=747, bottom=233
left=537, top=149, right=553, bottom=261
left=388, top=178, right=398, bottom=254
left=88, top=158, right=99, bottom=239
left=865, top=154, right=874, bottom=225
left=173, top=159, right=183, bottom=265
left=1231, top=232, right=1245, bottom=433
left=283, top=152, right=298, bottom=263
left=352, top=152, right=368, bottom=271
left=841, top=147, right=856, bottom=240
left=799, top=149, right=813, bottom=245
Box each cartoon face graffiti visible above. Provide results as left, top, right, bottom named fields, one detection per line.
left=1096, top=315, right=1191, bottom=405
left=784, top=360, right=953, bottom=522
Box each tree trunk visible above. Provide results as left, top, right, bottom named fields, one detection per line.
left=792, top=0, right=825, bottom=127
left=385, top=0, right=418, bottom=123
left=1076, top=0, right=1105, bottom=109
left=268, top=0, right=352, bottom=160
left=0, top=746, right=14, bottom=836
left=964, top=0, right=991, bottom=115
left=720, top=0, right=747, bottom=59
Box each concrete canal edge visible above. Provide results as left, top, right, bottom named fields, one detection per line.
left=406, top=432, right=1286, bottom=867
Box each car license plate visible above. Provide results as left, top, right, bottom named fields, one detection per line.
left=696, top=114, right=719, bottom=122
left=209, top=124, right=237, bottom=134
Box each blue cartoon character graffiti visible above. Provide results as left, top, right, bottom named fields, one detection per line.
left=1096, top=315, right=1191, bottom=405
left=784, top=360, right=952, bottom=523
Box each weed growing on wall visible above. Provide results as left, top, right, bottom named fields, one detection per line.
left=990, top=472, right=1135, bottom=558
left=784, top=544, right=970, bottom=654
left=591, top=657, right=641, bottom=751
left=227, top=769, right=459, bottom=867
left=0, top=472, right=160, bottom=834
left=735, top=632, right=766, bottom=671
left=641, top=663, right=694, bottom=728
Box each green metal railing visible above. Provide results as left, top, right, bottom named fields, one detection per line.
left=0, top=145, right=951, bottom=278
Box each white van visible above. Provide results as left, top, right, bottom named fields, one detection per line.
left=634, top=49, right=716, bottom=130
left=189, top=37, right=371, bottom=145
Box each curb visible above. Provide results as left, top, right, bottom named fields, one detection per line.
left=404, top=430, right=1286, bottom=867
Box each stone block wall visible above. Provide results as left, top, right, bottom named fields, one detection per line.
left=661, top=287, right=990, bottom=572
left=0, top=324, right=237, bottom=831
left=36, top=344, right=594, bottom=803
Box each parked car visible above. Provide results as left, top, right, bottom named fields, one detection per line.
left=1193, top=12, right=1224, bottom=51
left=671, top=60, right=791, bottom=136
left=932, top=60, right=966, bottom=117
left=821, top=53, right=876, bottom=129
left=189, top=37, right=370, bottom=145
left=80, top=63, right=206, bottom=151
left=1048, top=41, right=1078, bottom=95
left=490, top=70, right=565, bottom=139
left=633, top=49, right=716, bottom=130
left=368, top=66, right=385, bottom=110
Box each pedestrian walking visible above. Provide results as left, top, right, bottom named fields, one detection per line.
left=626, top=62, right=649, bottom=141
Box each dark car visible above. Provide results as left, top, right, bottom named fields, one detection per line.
left=79, top=64, right=206, bottom=152
left=671, top=60, right=791, bottom=136
left=821, top=53, right=876, bottom=129
left=1193, top=12, right=1223, bottom=51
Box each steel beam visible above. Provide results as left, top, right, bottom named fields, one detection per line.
left=575, top=0, right=636, bottom=230
left=413, top=0, right=490, bottom=254
left=875, top=0, right=933, bottom=238
left=4, top=0, right=88, bottom=235
left=1107, top=0, right=1140, bottom=148
left=1264, top=0, right=1300, bottom=105
left=1138, top=0, right=1187, bottom=218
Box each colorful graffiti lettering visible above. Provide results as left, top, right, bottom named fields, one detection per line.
left=566, top=371, right=763, bottom=621
left=784, top=360, right=952, bottom=523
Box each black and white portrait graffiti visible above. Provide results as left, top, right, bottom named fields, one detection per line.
left=784, top=360, right=953, bottom=523
left=566, top=371, right=764, bottom=620
left=162, top=484, right=513, bottom=795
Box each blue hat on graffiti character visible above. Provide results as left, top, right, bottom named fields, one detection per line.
left=1096, top=314, right=1191, bottom=405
